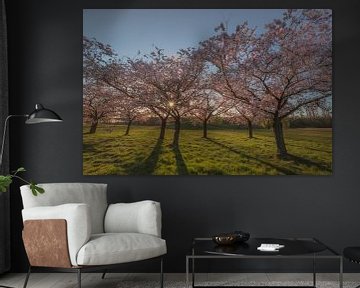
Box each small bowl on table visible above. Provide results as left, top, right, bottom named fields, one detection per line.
left=212, top=231, right=250, bottom=246
left=212, top=233, right=238, bottom=245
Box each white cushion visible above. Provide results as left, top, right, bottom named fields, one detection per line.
left=104, top=201, right=162, bottom=237
left=20, top=183, right=107, bottom=234
left=76, top=233, right=167, bottom=266
left=22, top=204, right=91, bottom=266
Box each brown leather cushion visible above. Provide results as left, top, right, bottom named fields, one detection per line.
left=23, top=219, right=71, bottom=268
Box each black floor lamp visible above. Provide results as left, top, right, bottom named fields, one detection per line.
left=0, top=103, right=62, bottom=288
left=0, top=103, right=63, bottom=167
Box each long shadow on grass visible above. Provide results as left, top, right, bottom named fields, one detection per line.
left=206, top=138, right=296, bottom=175
left=286, top=154, right=332, bottom=173
left=258, top=134, right=332, bottom=154
left=172, top=144, right=189, bottom=175
left=83, top=138, right=118, bottom=154
left=125, top=139, right=163, bottom=175
left=285, top=143, right=332, bottom=154
left=83, top=143, right=97, bottom=153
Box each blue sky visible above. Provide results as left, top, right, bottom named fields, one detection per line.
left=83, top=9, right=285, bottom=58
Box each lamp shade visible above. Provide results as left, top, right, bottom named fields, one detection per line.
left=25, top=104, right=63, bottom=124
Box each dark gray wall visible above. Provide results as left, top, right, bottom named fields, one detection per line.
left=5, top=0, right=360, bottom=273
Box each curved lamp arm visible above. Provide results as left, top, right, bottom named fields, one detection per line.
left=0, top=114, right=28, bottom=169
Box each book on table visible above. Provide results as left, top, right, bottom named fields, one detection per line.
left=257, top=243, right=285, bottom=251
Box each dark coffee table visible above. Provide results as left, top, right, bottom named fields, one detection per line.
left=186, top=237, right=342, bottom=288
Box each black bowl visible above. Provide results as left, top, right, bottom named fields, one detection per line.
left=233, top=230, right=250, bottom=242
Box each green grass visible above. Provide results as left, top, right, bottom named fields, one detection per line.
left=83, top=125, right=332, bottom=175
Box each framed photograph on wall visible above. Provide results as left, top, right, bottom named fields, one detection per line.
left=83, top=9, right=332, bottom=176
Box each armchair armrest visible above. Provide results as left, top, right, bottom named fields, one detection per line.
left=22, top=203, right=91, bottom=266
left=104, top=200, right=162, bottom=237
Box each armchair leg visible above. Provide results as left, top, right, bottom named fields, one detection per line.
left=23, top=266, right=31, bottom=288
left=160, top=257, right=164, bottom=288
left=77, top=268, right=81, bottom=288
left=101, top=270, right=107, bottom=279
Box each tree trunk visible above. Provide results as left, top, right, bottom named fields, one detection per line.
left=124, top=119, right=132, bottom=136
left=172, top=117, right=181, bottom=146
left=89, top=119, right=98, bottom=134
left=203, top=119, right=208, bottom=138
left=247, top=119, right=253, bottom=139
left=159, top=118, right=167, bottom=140
left=273, top=117, right=287, bottom=158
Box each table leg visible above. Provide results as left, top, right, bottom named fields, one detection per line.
left=339, top=257, right=343, bottom=288
left=313, top=254, right=316, bottom=287
left=192, top=246, right=195, bottom=288
left=186, top=257, right=189, bottom=288
left=192, top=257, right=195, bottom=288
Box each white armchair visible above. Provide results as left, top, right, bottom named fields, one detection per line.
left=20, top=183, right=166, bottom=288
